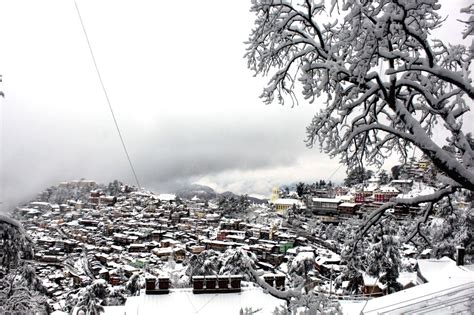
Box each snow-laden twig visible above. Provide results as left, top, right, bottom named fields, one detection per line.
left=354, top=185, right=459, bottom=251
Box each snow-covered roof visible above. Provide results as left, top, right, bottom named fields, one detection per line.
left=362, top=272, right=387, bottom=289
left=417, top=256, right=471, bottom=282
left=124, top=287, right=285, bottom=314
left=421, top=248, right=432, bottom=255
left=340, top=278, right=474, bottom=315
left=152, top=247, right=173, bottom=255
left=376, top=186, right=399, bottom=193
left=391, top=179, right=413, bottom=184
left=102, top=306, right=125, bottom=315
left=397, top=182, right=436, bottom=199
left=312, top=198, right=341, bottom=203
left=367, top=177, right=380, bottom=183
left=315, top=252, right=341, bottom=265
left=273, top=198, right=302, bottom=205
left=158, top=194, right=176, bottom=201
left=338, top=195, right=354, bottom=202
left=365, top=183, right=379, bottom=192
left=397, top=272, right=418, bottom=287
left=338, top=202, right=359, bottom=207
left=292, top=252, right=315, bottom=267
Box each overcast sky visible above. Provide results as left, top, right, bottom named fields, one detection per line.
left=0, top=0, right=472, bottom=211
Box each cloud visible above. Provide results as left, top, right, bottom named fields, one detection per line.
left=1, top=0, right=470, bottom=212
left=195, top=153, right=345, bottom=198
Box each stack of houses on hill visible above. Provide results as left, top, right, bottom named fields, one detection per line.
left=9, top=172, right=472, bottom=313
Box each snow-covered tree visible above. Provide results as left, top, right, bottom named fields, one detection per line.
left=125, top=273, right=142, bottom=296
left=74, top=279, right=108, bottom=315
left=217, top=194, right=251, bottom=218
left=242, top=258, right=341, bottom=314
left=460, top=4, right=474, bottom=38
left=184, top=250, right=221, bottom=277
left=219, top=248, right=258, bottom=281
left=379, top=170, right=390, bottom=185
left=365, top=217, right=402, bottom=294
left=0, top=215, right=32, bottom=271
left=246, top=0, right=473, bottom=244
left=107, top=180, right=124, bottom=196
left=288, top=252, right=315, bottom=280
left=344, top=167, right=372, bottom=187
left=421, top=197, right=473, bottom=262
left=0, top=216, right=48, bottom=314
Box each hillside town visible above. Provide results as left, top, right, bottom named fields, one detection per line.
left=2, top=157, right=472, bottom=314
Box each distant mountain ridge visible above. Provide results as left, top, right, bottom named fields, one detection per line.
left=175, top=184, right=267, bottom=204
left=174, top=184, right=218, bottom=200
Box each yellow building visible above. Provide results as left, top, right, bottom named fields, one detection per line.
left=273, top=198, right=304, bottom=216
left=418, top=160, right=430, bottom=170
left=271, top=187, right=280, bottom=203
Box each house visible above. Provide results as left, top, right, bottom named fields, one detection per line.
left=390, top=179, right=413, bottom=193
left=373, top=186, right=399, bottom=202
left=355, top=179, right=380, bottom=203
left=202, top=240, right=239, bottom=252
left=152, top=247, right=173, bottom=259
left=337, top=202, right=360, bottom=215
left=129, top=244, right=147, bottom=253
left=361, top=273, right=386, bottom=297
left=310, top=197, right=341, bottom=215
left=315, top=250, right=341, bottom=276
left=417, top=160, right=430, bottom=170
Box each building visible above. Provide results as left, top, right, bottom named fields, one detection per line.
left=117, top=287, right=285, bottom=314
left=337, top=202, right=360, bottom=215
left=270, top=186, right=280, bottom=203
left=310, top=197, right=341, bottom=215
left=272, top=198, right=304, bottom=216
left=341, top=277, right=473, bottom=314
left=417, top=160, right=430, bottom=170
left=373, top=186, right=399, bottom=202
left=390, top=179, right=413, bottom=193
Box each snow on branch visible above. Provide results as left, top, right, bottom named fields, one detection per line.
left=356, top=185, right=459, bottom=246
left=246, top=0, right=474, bottom=192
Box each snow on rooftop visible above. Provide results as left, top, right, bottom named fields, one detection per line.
left=312, top=197, right=341, bottom=203
left=397, top=182, right=435, bottom=199
left=338, top=195, right=353, bottom=202
left=124, top=287, right=285, bottom=314
left=417, top=256, right=471, bottom=282
left=292, top=251, right=315, bottom=267
left=273, top=198, right=302, bottom=205
left=341, top=278, right=474, bottom=315
left=391, top=179, right=413, bottom=184
left=397, top=272, right=418, bottom=287
left=102, top=306, right=125, bottom=315
left=339, top=202, right=359, bottom=207
left=365, top=183, right=379, bottom=192
left=377, top=186, right=399, bottom=193
left=157, top=194, right=176, bottom=201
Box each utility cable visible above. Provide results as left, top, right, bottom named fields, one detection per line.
left=74, top=0, right=141, bottom=189
left=327, top=163, right=344, bottom=183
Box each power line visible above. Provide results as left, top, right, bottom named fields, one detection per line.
left=74, top=1, right=141, bottom=189
left=327, top=163, right=344, bottom=182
